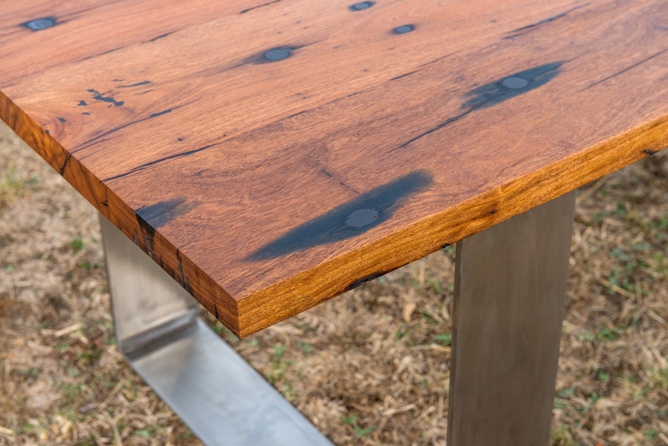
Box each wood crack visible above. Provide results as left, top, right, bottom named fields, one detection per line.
left=586, top=49, right=667, bottom=89
left=390, top=51, right=457, bottom=82
left=74, top=105, right=186, bottom=154
left=240, top=0, right=281, bottom=14
left=59, top=153, right=71, bottom=175
left=505, top=3, right=589, bottom=39
left=104, top=144, right=217, bottom=182
left=79, top=47, right=123, bottom=63
left=147, top=32, right=173, bottom=43
left=389, top=108, right=475, bottom=152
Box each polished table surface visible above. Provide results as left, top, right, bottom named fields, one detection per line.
left=1, top=0, right=666, bottom=336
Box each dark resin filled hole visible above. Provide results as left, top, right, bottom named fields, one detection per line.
left=349, top=2, right=375, bottom=11
left=264, top=48, right=292, bottom=62
left=23, top=17, right=56, bottom=31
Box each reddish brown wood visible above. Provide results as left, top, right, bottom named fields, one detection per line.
left=1, top=0, right=667, bottom=336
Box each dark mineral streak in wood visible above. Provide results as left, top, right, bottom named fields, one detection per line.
left=249, top=171, right=432, bottom=260
left=136, top=198, right=199, bottom=229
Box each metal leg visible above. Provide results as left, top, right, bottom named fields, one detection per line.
left=100, top=215, right=332, bottom=446
left=448, top=192, right=576, bottom=445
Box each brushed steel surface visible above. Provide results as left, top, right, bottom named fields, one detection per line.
left=100, top=215, right=332, bottom=446
left=448, top=192, right=576, bottom=446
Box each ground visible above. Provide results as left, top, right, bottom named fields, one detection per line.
left=0, top=121, right=667, bottom=445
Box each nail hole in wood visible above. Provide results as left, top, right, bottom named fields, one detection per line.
left=345, top=208, right=379, bottom=228
left=264, top=47, right=292, bottom=62
left=393, top=24, right=415, bottom=34
left=501, top=76, right=529, bottom=90
left=23, top=17, right=56, bottom=31
left=349, top=2, right=375, bottom=11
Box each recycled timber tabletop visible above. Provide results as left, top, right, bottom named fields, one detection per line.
left=1, top=0, right=667, bottom=336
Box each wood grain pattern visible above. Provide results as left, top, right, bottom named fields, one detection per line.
left=1, top=0, right=667, bottom=336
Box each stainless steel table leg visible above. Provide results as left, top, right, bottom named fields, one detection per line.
left=99, top=215, right=332, bottom=446
left=448, top=192, right=576, bottom=445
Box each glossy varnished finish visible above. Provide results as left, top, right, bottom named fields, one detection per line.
left=1, top=0, right=667, bottom=335
left=449, top=192, right=576, bottom=445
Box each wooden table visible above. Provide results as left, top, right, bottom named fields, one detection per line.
left=1, top=0, right=666, bottom=444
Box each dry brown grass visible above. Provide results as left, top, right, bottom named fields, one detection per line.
left=1, top=120, right=666, bottom=445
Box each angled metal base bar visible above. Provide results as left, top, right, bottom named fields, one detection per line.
left=448, top=192, right=576, bottom=446
left=100, top=215, right=333, bottom=446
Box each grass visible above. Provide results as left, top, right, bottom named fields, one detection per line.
left=341, top=414, right=375, bottom=438
left=70, top=236, right=85, bottom=252
left=0, top=165, right=37, bottom=204
left=267, top=344, right=297, bottom=401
